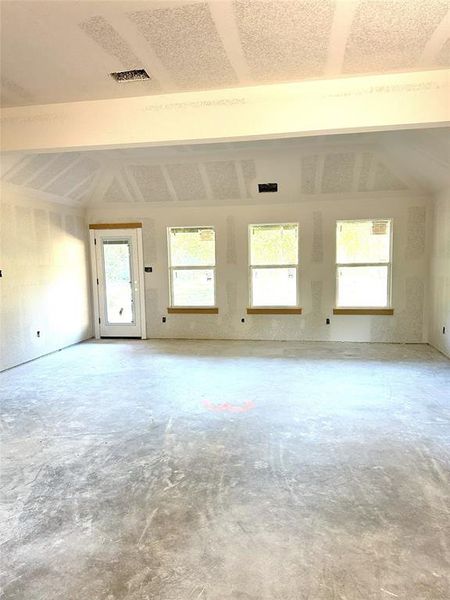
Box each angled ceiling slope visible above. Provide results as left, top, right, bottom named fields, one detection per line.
left=2, top=129, right=448, bottom=207
left=1, top=0, right=449, bottom=107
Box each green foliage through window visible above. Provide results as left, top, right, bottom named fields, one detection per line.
left=250, top=224, right=298, bottom=266
left=169, top=227, right=215, bottom=267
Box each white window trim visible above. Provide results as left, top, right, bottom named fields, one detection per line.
left=248, top=223, right=300, bottom=308
left=167, top=226, right=217, bottom=308
left=335, top=218, right=393, bottom=309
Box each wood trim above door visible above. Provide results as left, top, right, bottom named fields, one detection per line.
left=89, top=223, right=142, bottom=230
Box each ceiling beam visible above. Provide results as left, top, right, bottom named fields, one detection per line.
left=1, top=69, right=448, bottom=153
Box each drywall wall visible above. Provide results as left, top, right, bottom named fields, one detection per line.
left=88, top=194, right=430, bottom=344
left=0, top=188, right=92, bottom=370
left=429, top=187, right=450, bottom=357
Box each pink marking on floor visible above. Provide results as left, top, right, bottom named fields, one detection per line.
left=203, top=400, right=256, bottom=413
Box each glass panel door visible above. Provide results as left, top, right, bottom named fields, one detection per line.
left=92, top=228, right=143, bottom=338
left=103, top=240, right=134, bottom=324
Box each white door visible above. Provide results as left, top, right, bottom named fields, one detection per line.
left=90, top=227, right=146, bottom=338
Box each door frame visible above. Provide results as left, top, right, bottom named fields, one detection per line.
left=89, top=223, right=147, bottom=340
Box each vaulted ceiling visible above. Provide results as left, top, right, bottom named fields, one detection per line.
left=1, top=0, right=449, bottom=107
left=2, top=128, right=449, bottom=207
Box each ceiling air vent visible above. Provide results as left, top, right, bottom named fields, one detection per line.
left=110, top=69, right=150, bottom=82
left=258, top=183, right=278, bottom=193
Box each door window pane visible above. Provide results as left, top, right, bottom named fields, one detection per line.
left=252, top=268, right=297, bottom=306
left=103, top=241, right=134, bottom=323
left=337, top=266, right=389, bottom=308
left=172, top=269, right=215, bottom=306
left=336, top=220, right=391, bottom=264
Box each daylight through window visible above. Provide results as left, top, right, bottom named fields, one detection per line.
left=249, top=223, right=299, bottom=307
left=168, top=227, right=216, bottom=307
left=336, top=219, right=392, bottom=308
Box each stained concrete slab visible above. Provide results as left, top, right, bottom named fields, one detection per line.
left=0, top=339, right=449, bottom=599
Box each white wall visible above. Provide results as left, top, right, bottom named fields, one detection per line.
left=0, top=188, right=92, bottom=370
left=88, top=194, right=430, bottom=344
left=429, top=188, right=450, bottom=357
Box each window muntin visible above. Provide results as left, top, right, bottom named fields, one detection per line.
left=168, top=227, right=216, bottom=307
left=249, top=224, right=299, bottom=307
left=336, top=220, right=392, bottom=308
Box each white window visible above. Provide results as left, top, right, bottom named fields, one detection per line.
left=249, top=223, right=299, bottom=307
left=168, top=227, right=216, bottom=307
left=336, top=219, right=392, bottom=308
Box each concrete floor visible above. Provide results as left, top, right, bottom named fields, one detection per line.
left=1, top=340, right=449, bottom=600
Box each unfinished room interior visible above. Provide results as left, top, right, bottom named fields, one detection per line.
left=0, top=0, right=449, bottom=598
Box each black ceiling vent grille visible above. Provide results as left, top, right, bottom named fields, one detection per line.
left=258, top=183, right=278, bottom=193
left=110, top=69, right=150, bottom=82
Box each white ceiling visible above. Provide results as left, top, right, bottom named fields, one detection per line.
left=1, top=0, right=449, bottom=107
left=2, top=128, right=449, bottom=207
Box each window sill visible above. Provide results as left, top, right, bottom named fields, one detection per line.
left=167, top=307, right=219, bottom=314
left=333, top=308, right=394, bottom=315
left=247, top=307, right=303, bottom=315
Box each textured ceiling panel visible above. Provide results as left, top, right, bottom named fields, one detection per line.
left=121, top=171, right=138, bottom=202
left=4, top=155, right=55, bottom=186
left=103, top=177, right=127, bottom=203
left=67, top=174, right=95, bottom=201
left=321, top=153, right=355, bottom=193
left=166, top=163, right=207, bottom=202
left=235, top=0, right=334, bottom=81
left=27, top=153, right=80, bottom=191
left=358, top=152, right=373, bottom=192
left=240, top=159, right=256, bottom=197
left=343, top=0, right=448, bottom=73
left=128, top=4, right=238, bottom=89
left=79, top=16, right=141, bottom=70
left=128, top=165, right=172, bottom=202
left=436, top=38, right=450, bottom=66
left=301, top=155, right=318, bottom=194
left=372, top=162, right=407, bottom=191
left=0, top=77, right=34, bottom=106
left=205, top=161, right=240, bottom=200
left=45, top=158, right=99, bottom=196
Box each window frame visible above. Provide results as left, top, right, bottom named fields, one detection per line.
left=248, top=222, right=300, bottom=308
left=335, top=218, right=393, bottom=309
left=167, top=226, right=217, bottom=308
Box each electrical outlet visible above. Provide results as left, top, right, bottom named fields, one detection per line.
left=241, top=318, right=245, bottom=323
left=443, top=326, right=446, bottom=334
left=36, top=330, right=41, bottom=338
left=326, top=318, right=330, bottom=325
left=162, top=316, right=166, bottom=323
